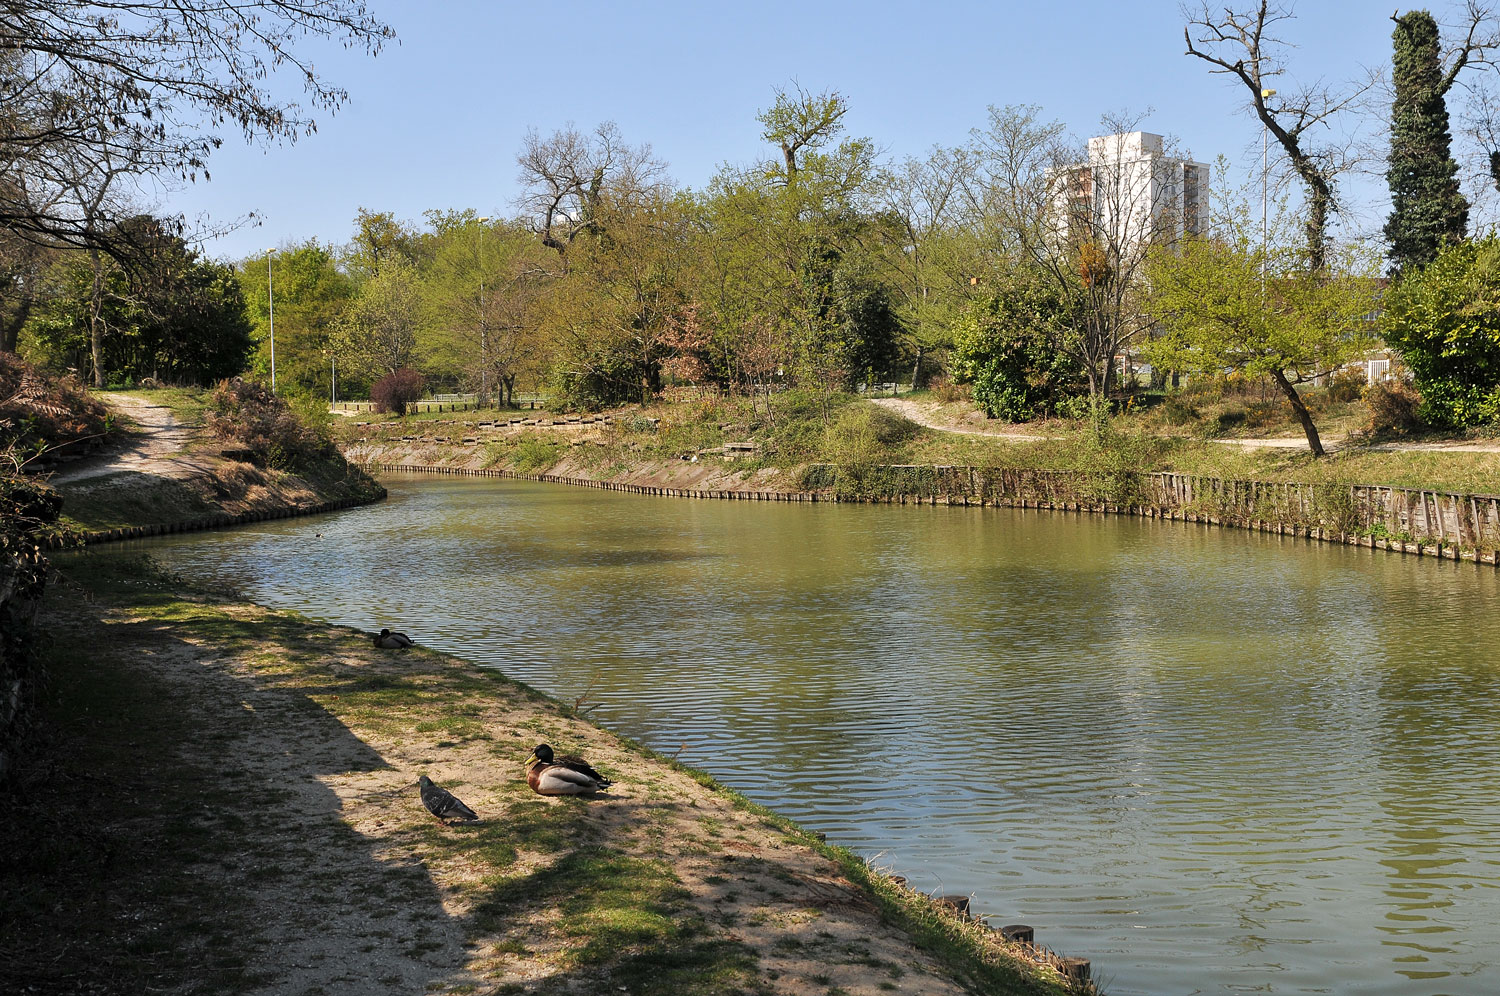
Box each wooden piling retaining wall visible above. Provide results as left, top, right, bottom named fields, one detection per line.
left=373, top=462, right=1500, bottom=566
left=64, top=491, right=385, bottom=548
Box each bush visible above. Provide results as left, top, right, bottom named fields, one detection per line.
left=0, top=352, right=113, bottom=463
left=819, top=403, right=922, bottom=472
left=1201, top=408, right=1246, bottom=438
left=1161, top=394, right=1201, bottom=426
left=1326, top=368, right=1366, bottom=403
left=372, top=368, right=425, bottom=416
left=1382, top=238, right=1500, bottom=427
left=949, top=288, right=1083, bottom=421
left=1365, top=380, right=1424, bottom=436
left=205, top=378, right=335, bottom=471
left=1054, top=394, right=1093, bottom=421
left=929, top=376, right=967, bottom=404
left=513, top=438, right=561, bottom=473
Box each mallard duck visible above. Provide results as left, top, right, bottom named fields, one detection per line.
left=418, top=775, right=478, bottom=822
left=374, top=628, right=414, bottom=649
left=524, top=743, right=612, bottom=795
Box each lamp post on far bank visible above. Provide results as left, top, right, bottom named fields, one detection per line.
left=477, top=216, right=490, bottom=406
left=265, top=248, right=277, bottom=392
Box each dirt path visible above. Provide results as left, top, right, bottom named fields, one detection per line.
left=871, top=396, right=1500, bottom=453
left=49, top=392, right=204, bottom=483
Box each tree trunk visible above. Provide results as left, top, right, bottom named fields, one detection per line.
left=1270, top=367, right=1325, bottom=456
left=0, top=301, right=32, bottom=354
left=1281, top=151, right=1334, bottom=272
left=88, top=248, right=105, bottom=388
left=910, top=345, right=924, bottom=391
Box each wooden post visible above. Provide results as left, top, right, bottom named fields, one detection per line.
left=937, top=895, right=971, bottom=919
left=1058, top=957, right=1091, bottom=984
left=1000, top=924, right=1034, bottom=945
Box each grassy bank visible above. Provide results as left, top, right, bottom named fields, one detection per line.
left=336, top=387, right=1500, bottom=498
left=1, top=552, right=1082, bottom=996
left=52, top=386, right=386, bottom=534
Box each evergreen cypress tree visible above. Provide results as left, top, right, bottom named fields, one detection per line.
left=1386, top=10, right=1469, bottom=273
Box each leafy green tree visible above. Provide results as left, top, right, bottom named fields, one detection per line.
left=1382, top=236, right=1500, bottom=427
left=541, top=191, right=696, bottom=408
left=1385, top=10, right=1468, bottom=274
left=331, top=258, right=423, bottom=379
left=238, top=241, right=354, bottom=398
left=692, top=85, right=892, bottom=412
left=418, top=211, right=550, bottom=406
left=951, top=280, right=1083, bottom=421
left=1145, top=234, right=1380, bottom=456
left=25, top=219, right=251, bottom=384
left=345, top=208, right=424, bottom=281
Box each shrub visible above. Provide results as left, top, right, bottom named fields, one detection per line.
left=949, top=288, right=1083, bottom=421
left=1326, top=368, right=1367, bottom=404
left=205, top=378, right=335, bottom=471
left=1242, top=399, right=1280, bottom=428
left=1201, top=408, right=1246, bottom=438
left=1382, top=237, right=1500, bottom=427
left=1365, top=380, right=1424, bottom=436
left=0, top=471, right=69, bottom=785
left=372, top=368, right=425, bottom=416
left=0, top=353, right=113, bottom=463
left=1054, top=394, right=1093, bottom=421
left=820, top=403, right=921, bottom=470
left=929, top=376, right=967, bottom=404
left=1161, top=394, right=1201, bottom=426
left=513, top=438, right=561, bottom=473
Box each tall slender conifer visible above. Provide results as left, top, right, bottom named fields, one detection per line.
left=1386, top=10, right=1468, bottom=273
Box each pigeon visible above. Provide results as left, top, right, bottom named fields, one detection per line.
left=374, top=628, right=414, bottom=649
left=418, top=775, right=478, bottom=822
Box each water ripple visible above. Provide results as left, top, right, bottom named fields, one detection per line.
left=132, top=474, right=1500, bottom=996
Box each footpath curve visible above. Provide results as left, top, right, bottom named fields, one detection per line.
left=869, top=396, right=1500, bottom=453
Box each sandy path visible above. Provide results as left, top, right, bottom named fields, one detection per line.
left=871, top=396, right=1500, bottom=453
left=49, top=392, right=203, bottom=483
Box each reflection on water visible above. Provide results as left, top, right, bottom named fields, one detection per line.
left=135, top=473, right=1500, bottom=995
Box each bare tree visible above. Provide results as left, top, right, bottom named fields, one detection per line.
left=876, top=145, right=983, bottom=387
left=973, top=106, right=1199, bottom=398
left=0, top=1, right=392, bottom=254
left=1183, top=2, right=1379, bottom=271
left=515, top=122, right=666, bottom=259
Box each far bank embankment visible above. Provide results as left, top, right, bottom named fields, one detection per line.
left=346, top=428, right=1500, bottom=567
left=49, top=392, right=387, bottom=544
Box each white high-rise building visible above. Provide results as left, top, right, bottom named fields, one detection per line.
left=1056, top=131, right=1209, bottom=257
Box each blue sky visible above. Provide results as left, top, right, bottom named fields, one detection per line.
left=168, top=1, right=1439, bottom=262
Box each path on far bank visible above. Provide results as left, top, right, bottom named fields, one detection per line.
left=48, top=392, right=203, bottom=483
left=870, top=396, right=1500, bottom=453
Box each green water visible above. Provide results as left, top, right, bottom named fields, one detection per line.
left=140, top=474, right=1500, bottom=995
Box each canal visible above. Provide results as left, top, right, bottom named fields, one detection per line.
left=140, top=473, right=1500, bottom=995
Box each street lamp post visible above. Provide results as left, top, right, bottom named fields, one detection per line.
left=477, top=216, right=490, bottom=407
left=1260, top=88, right=1276, bottom=281
left=265, top=248, right=277, bottom=392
